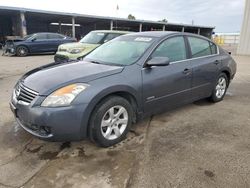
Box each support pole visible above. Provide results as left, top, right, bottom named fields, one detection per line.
left=72, top=17, right=75, bottom=38
left=182, top=27, right=185, bottom=32
left=59, top=21, right=62, bottom=34
left=20, top=11, right=27, bottom=37
left=162, top=25, right=166, bottom=31
left=198, top=28, right=200, bottom=35
left=139, top=23, right=142, bottom=32
left=110, top=20, right=113, bottom=30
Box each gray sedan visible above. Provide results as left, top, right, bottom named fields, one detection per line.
left=10, top=31, right=237, bottom=147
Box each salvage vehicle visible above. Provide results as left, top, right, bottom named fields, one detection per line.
left=10, top=32, right=236, bottom=147
left=54, top=30, right=131, bottom=62
left=6, top=32, right=76, bottom=56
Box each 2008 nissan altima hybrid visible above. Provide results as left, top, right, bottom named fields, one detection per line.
left=10, top=31, right=237, bottom=147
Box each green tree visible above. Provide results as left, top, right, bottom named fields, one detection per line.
left=161, top=18, right=168, bottom=22
left=128, top=14, right=136, bottom=20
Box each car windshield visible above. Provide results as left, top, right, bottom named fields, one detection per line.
left=23, top=34, right=33, bottom=40
left=84, top=35, right=155, bottom=66
left=80, top=32, right=106, bottom=44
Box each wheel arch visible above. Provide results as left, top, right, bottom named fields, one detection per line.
left=220, top=68, right=231, bottom=83
left=16, top=44, right=30, bottom=53
left=80, top=86, right=141, bottom=139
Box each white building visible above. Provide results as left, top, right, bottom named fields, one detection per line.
left=237, top=0, right=250, bottom=55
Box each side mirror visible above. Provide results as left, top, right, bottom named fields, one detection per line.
left=146, top=57, right=170, bottom=67
left=31, top=38, right=37, bottom=42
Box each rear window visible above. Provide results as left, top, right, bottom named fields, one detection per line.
left=188, top=37, right=212, bottom=58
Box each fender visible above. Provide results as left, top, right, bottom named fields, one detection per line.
left=79, top=85, right=142, bottom=138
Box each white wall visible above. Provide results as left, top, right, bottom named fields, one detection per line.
left=237, top=0, right=250, bottom=55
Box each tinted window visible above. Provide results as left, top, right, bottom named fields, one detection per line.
left=151, top=36, right=187, bottom=62
left=104, top=33, right=121, bottom=42
left=35, top=33, right=48, bottom=40
left=188, top=37, right=211, bottom=58
left=210, top=42, right=217, bottom=54
left=48, top=33, right=64, bottom=39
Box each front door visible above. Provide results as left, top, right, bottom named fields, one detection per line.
left=29, top=33, right=49, bottom=53
left=142, top=36, right=192, bottom=114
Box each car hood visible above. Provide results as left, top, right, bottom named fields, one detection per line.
left=59, top=42, right=99, bottom=50
left=21, top=61, right=123, bottom=95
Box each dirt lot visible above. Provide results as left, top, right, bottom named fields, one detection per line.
left=0, top=52, right=250, bottom=188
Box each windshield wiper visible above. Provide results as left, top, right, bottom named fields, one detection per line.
left=88, top=60, right=123, bottom=67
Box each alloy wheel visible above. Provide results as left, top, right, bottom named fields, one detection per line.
left=215, top=77, right=227, bottom=98
left=101, top=105, right=128, bottom=140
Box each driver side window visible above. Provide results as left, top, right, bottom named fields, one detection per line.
left=151, top=36, right=187, bottom=62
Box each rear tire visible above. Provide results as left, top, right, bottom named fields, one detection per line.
left=209, top=73, right=228, bottom=102
left=88, top=96, right=133, bottom=147
left=16, top=46, right=29, bottom=57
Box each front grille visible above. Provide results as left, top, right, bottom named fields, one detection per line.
left=15, top=83, right=38, bottom=104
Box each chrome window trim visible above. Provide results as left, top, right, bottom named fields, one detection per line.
left=143, top=34, right=220, bottom=68
left=169, top=47, right=220, bottom=65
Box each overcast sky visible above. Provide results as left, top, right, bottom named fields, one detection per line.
left=0, top=0, right=245, bottom=32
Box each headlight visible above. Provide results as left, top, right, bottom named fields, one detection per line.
left=41, top=83, right=89, bottom=107
left=69, top=48, right=85, bottom=54
left=58, top=48, right=67, bottom=52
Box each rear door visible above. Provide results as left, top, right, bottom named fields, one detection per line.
left=186, top=36, right=220, bottom=99
left=142, top=36, right=192, bottom=114
left=47, top=33, right=66, bottom=52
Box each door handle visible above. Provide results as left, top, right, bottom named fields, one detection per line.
left=214, top=60, right=221, bottom=65
left=183, top=68, right=191, bottom=75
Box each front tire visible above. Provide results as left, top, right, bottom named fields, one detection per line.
left=16, top=46, right=29, bottom=57
left=89, top=96, right=133, bottom=147
left=210, top=73, right=228, bottom=102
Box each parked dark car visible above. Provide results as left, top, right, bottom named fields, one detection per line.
left=6, top=32, right=76, bottom=56
left=10, top=32, right=236, bottom=147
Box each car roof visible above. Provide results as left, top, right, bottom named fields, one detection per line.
left=32, top=32, right=63, bottom=35
left=91, top=30, right=132, bottom=34
left=125, top=31, right=212, bottom=41
left=125, top=31, right=178, bottom=38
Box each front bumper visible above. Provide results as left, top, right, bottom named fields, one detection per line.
left=4, top=46, right=15, bottom=55
left=10, top=99, right=89, bottom=141
left=54, top=52, right=79, bottom=62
